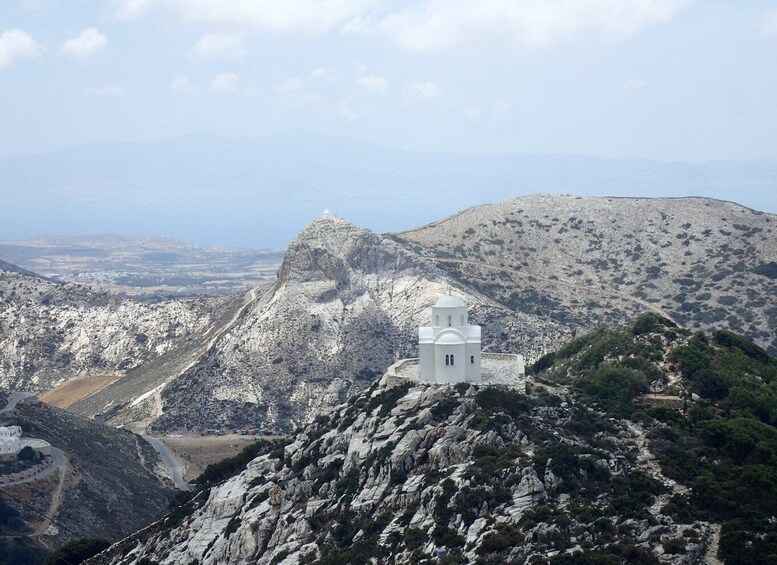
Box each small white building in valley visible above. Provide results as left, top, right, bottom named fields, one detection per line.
left=418, top=294, right=481, bottom=383
left=0, top=425, right=22, bottom=456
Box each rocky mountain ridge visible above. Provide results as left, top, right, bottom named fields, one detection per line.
left=0, top=261, right=240, bottom=397
left=3, top=195, right=776, bottom=435
left=88, top=315, right=739, bottom=565
left=150, top=216, right=570, bottom=433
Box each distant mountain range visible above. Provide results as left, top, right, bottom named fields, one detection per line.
left=1, top=131, right=776, bottom=247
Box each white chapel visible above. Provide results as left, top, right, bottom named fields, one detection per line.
left=418, top=294, right=481, bottom=383
left=0, top=425, right=22, bottom=456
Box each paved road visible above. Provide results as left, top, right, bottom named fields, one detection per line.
left=0, top=392, right=36, bottom=414
left=143, top=435, right=190, bottom=491
left=1, top=447, right=65, bottom=487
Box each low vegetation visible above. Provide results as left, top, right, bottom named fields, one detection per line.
left=0, top=497, right=48, bottom=565
left=532, top=312, right=777, bottom=564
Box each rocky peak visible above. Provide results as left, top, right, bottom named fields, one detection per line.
left=150, top=216, right=572, bottom=433
left=277, top=216, right=436, bottom=290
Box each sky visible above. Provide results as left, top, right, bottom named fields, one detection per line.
left=2, top=0, right=777, bottom=163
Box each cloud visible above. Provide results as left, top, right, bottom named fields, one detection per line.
left=357, top=75, right=388, bottom=92
left=171, top=75, right=198, bottom=93
left=310, top=67, right=334, bottom=79
left=111, top=0, right=153, bottom=21
left=380, top=0, right=695, bottom=51
left=109, top=0, right=692, bottom=51
left=341, top=15, right=374, bottom=34
left=210, top=72, right=240, bottom=93
left=338, top=99, right=358, bottom=121
left=276, top=77, right=305, bottom=93
left=84, top=85, right=126, bottom=97
left=760, top=9, right=777, bottom=36
left=62, top=28, right=107, bottom=59
left=171, top=73, right=253, bottom=95
left=403, top=81, right=442, bottom=102
left=190, top=33, right=246, bottom=60
left=111, top=0, right=372, bottom=34
left=276, top=67, right=334, bottom=93
left=0, top=29, right=43, bottom=68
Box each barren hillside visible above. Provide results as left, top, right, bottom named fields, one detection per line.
left=397, top=195, right=777, bottom=353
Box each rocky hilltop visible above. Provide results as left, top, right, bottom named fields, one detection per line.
left=397, top=195, right=777, bottom=353
left=89, top=314, right=777, bottom=564
left=152, top=217, right=570, bottom=433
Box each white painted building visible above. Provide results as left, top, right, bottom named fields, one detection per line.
left=418, top=294, right=481, bottom=383
left=0, top=425, right=22, bottom=456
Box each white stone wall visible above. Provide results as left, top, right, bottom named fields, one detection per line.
left=435, top=342, right=466, bottom=383
left=465, top=342, right=481, bottom=382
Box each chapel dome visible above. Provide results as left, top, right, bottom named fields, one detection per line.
left=435, top=330, right=466, bottom=344
left=434, top=294, right=466, bottom=308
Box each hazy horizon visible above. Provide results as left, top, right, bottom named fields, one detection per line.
left=3, top=2, right=777, bottom=247
left=1, top=131, right=777, bottom=248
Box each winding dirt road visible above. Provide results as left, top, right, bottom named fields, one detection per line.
left=36, top=459, right=69, bottom=536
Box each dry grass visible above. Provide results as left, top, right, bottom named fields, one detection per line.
left=41, top=374, right=121, bottom=409
left=160, top=434, right=259, bottom=481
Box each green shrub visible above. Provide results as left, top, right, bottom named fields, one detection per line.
left=576, top=366, right=647, bottom=415
left=713, top=330, right=772, bottom=364
left=43, top=538, right=111, bottom=565
left=632, top=312, right=676, bottom=335
left=17, top=446, right=37, bottom=461
left=430, top=397, right=460, bottom=421
left=197, top=438, right=285, bottom=487
left=366, top=383, right=412, bottom=417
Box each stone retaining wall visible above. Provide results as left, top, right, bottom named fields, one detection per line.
left=0, top=458, right=50, bottom=485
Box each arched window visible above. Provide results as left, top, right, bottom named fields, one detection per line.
left=445, top=354, right=449, bottom=366
left=461, top=315, right=465, bottom=326
left=435, top=315, right=440, bottom=326
left=447, top=315, right=452, bottom=327
left=451, top=354, right=455, bottom=365
left=471, top=355, right=474, bottom=364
